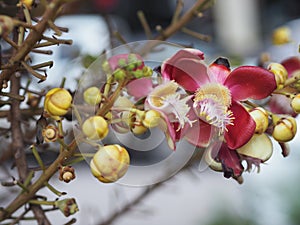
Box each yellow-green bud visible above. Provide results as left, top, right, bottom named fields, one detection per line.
left=249, top=107, right=269, bottom=134
left=237, top=134, right=273, bottom=162
left=143, top=66, right=153, bottom=77
left=90, top=144, right=130, bottom=183
left=272, top=26, right=291, bottom=45
left=143, top=110, right=161, bottom=128
left=83, top=86, right=102, bottom=105
left=82, top=116, right=109, bottom=140
left=272, top=116, right=297, bottom=142
left=291, top=94, right=300, bottom=113
left=267, top=62, right=288, bottom=90
left=132, top=69, right=144, bottom=78
left=44, top=88, right=72, bottom=117
left=113, top=69, right=126, bottom=81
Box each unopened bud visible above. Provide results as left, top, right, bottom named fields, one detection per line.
left=113, top=68, right=127, bottom=81
left=272, top=116, right=297, bottom=142
left=291, top=94, right=300, bottom=113
left=82, top=116, right=109, bottom=140
left=268, top=62, right=288, bottom=89
left=83, top=86, right=102, bottom=105
left=90, top=145, right=130, bottom=183
left=249, top=107, right=269, bottom=134
left=143, top=110, right=161, bottom=128
left=44, top=88, right=72, bottom=117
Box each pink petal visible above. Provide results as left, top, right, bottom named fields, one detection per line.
left=184, top=120, right=214, bottom=148
left=208, top=58, right=231, bottom=84
left=157, top=113, right=177, bottom=150
left=217, top=142, right=244, bottom=178
left=225, top=101, right=255, bottom=149
left=161, top=49, right=209, bottom=92
left=126, top=77, right=154, bottom=99
left=224, top=66, right=277, bottom=101
left=269, top=94, right=297, bottom=116
left=281, top=56, right=300, bottom=76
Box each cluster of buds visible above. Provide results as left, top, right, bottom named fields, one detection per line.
left=112, top=108, right=161, bottom=135
left=103, top=53, right=153, bottom=82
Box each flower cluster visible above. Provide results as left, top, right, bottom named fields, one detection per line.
left=44, top=47, right=300, bottom=184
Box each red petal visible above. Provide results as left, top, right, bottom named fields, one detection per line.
left=281, top=56, right=300, bottom=76
left=217, top=142, right=244, bottom=178
left=161, top=49, right=209, bottom=92
left=224, top=66, right=276, bottom=101
left=225, top=101, right=255, bottom=149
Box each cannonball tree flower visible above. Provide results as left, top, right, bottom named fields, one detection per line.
left=126, top=73, right=216, bottom=150
left=161, top=48, right=277, bottom=149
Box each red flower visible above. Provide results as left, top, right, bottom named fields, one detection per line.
left=162, top=48, right=277, bottom=149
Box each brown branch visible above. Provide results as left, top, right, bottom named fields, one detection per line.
left=139, top=0, right=214, bottom=55
left=0, top=138, right=78, bottom=222
left=10, top=72, right=51, bottom=225
left=0, top=0, right=66, bottom=89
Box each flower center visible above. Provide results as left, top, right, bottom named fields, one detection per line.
left=194, top=83, right=234, bottom=133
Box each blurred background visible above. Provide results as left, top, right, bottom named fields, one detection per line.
left=1, top=0, right=300, bottom=224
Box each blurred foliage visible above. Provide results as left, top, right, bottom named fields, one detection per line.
left=206, top=213, right=258, bottom=225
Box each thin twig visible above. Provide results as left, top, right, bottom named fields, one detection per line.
left=137, top=10, right=152, bottom=39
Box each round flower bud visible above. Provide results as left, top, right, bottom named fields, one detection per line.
left=90, top=145, right=130, bottom=183
left=249, top=107, right=269, bottom=134
left=82, top=116, right=109, bottom=140
left=291, top=94, right=300, bottom=113
left=83, top=86, right=102, bottom=105
left=272, top=26, right=291, bottom=45
left=143, top=110, right=161, bottom=128
left=272, top=116, right=297, bottom=142
left=0, top=15, right=14, bottom=37
left=237, top=134, right=273, bottom=162
left=42, top=124, right=58, bottom=142
left=44, top=88, right=72, bottom=117
left=113, top=68, right=127, bottom=81
left=267, top=63, right=288, bottom=89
